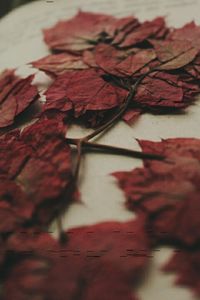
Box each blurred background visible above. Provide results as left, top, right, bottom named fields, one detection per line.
left=0, top=0, right=38, bottom=18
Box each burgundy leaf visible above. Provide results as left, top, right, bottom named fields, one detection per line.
left=133, top=72, right=185, bottom=109
left=0, top=119, right=73, bottom=226
left=0, top=70, right=38, bottom=128
left=4, top=218, right=150, bottom=300
left=122, top=108, right=142, bottom=125
left=94, top=44, right=156, bottom=77
left=113, top=138, right=200, bottom=246
left=94, top=44, right=129, bottom=76
left=31, top=53, right=88, bottom=76
left=150, top=39, right=198, bottom=70
left=117, top=17, right=166, bottom=48
left=185, top=54, right=200, bottom=79
left=152, top=193, right=200, bottom=246
left=44, top=69, right=128, bottom=118
left=116, top=49, right=156, bottom=76
left=163, top=249, right=200, bottom=297
left=168, top=21, right=200, bottom=51
left=43, top=11, right=116, bottom=53
left=106, top=15, right=139, bottom=40
left=43, top=12, right=140, bottom=54
left=0, top=179, right=33, bottom=233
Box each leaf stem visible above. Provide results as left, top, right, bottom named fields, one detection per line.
left=74, top=140, right=83, bottom=181
left=65, top=138, right=165, bottom=161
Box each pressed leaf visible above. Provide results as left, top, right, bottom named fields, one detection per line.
left=0, top=70, right=38, bottom=128
left=43, top=11, right=116, bottom=52
left=4, top=217, right=150, bottom=300
left=113, top=138, right=200, bottom=246
left=94, top=44, right=156, bottom=76
left=0, top=179, right=33, bottom=233
left=0, top=119, right=73, bottom=226
left=133, top=72, right=185, bottom=109
left=31, top=53, right=88, bottom=76
left=117, top=17, right=166, bottom=48
left=163, top=249, right=200, bottom=297
left=44, top=69, right=128, bottom=118
left=168, top=21, right=200, bottom=50
left=150, top=39, right=198, bottom=70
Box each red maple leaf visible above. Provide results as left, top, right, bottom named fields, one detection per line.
left=0, top=119, right=73, bottom=227
left=168, top=21, right=200, bottom=51
left=39, top=13, right=200, bottom=127
left=31, top=53, right=88, bottom=77
left=0, top=180, right=33, bottom=233
left=92, top=44, right=156, bottom=77
left=163, top=249, right=200, bottom=297
left=43, top=11, right=116, bottom=53
left=2, top=217, right=150, bottom=300
left=44, top=69, right=128, bottom=120
left=43, top=11, right=140, bottom=54
left=113, top=138, right=200, bottom=246
left=116, top=17, right=167, bottom=48
left=150, top=39, right=198, bottom=70
left=185, top=54, right=200, bottom=80
left=0, top=70, right=39, bottom=128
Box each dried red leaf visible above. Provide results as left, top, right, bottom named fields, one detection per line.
left=0, top=180, right=33, bottom=233
left=93, top=44, right=129, bottom=76
left=39, top=13, right=200, bottom=127
left=4, top=217, right=150, bottom=300
left=94, top=44, right=156, bottom=77
left=106, top=16, right=139, bottom=40
left=168, top=21, right=200, bottom=51
left=152, top=193, right=200, bottom=246
left=116, top=49, right=156, bottom=76
left=0, top=130, right=32, bottom=179
left=134, top=71, right=186, bottom=109
left=163, top=249, right=200, bottom=297
left=185, top=54, right=200, bottom=79
left=44, top=69, right=128, bottom=118
left=0, top=70, right=38, bottom=128
left=43, top=11, right=116, bottom=53
left=0, top=119, right=73, bottom=226
left=117, top=17, right=166, bottom=48
left=43, top=11, right=141, bottom=54
left=138, top=138, right=200, bottom=169
left=113, top=138, right=200, bottom=246
left=122, top=108, right=142, bottom=125
left=83, top=49, right=98, bottom=68
left=2, top=257, right=49, bottom=300
left=31, top=53, right=88, bottom=76
left=150, top=39, right=198, bottom=70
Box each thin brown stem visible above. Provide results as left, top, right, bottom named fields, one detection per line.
left=83, top=141, right=165, bottom=160
left=74, top=140, right=83, bottom=180
left=65, top=138, right=165, bottom=161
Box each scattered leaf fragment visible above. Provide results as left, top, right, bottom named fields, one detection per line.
left=0, top=70, right=38, bottom=128
left=31, top=53, right=88, bottom=76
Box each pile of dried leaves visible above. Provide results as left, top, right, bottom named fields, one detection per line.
left=0, top=11, right=200, bottom=300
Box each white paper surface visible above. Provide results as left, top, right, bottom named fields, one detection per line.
left=0, top=1, right=200, bottom=299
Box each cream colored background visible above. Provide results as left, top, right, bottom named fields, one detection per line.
left=0, top=0, right=200, bottom=299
